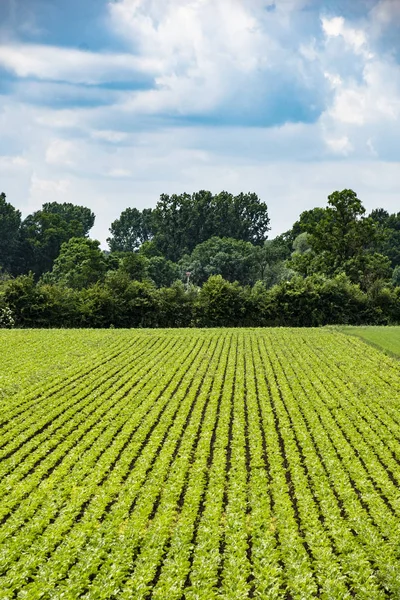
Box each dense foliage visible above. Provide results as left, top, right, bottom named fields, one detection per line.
left=0, top=188, right=399, bottom=327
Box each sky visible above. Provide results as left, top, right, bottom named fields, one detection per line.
left=0, top=0, right=399, bottom=247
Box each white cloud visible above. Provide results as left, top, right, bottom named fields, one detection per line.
left=324, top=135, right=353, bottom=156
left=324, top=71, right=342, bottom=89
left=321, top=16, right=373, bottom=58
left=91, top=130, right=129, bottom=143
left=45, top=139, right=76, bottom=166
left=30, top=173, right=71, bottom=196
left=0, top=44, right=162, bottom=84
left=326, top=60, right=400, bottom=126
left=108, top=0, right=278, bottom=115
left=0, top=155, right=28, bottom=170
left=366, top=138, right=378, bottom=157
left=108, top=168, right=132, bottom=178
left=328, top=88, right=367, bottom=125
left=299, top=38, right=318, bottom=61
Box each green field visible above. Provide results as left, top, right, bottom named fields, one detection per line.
left=339, top=325, right=400, bottom=358
left=1, top=328, right=400, bottom=599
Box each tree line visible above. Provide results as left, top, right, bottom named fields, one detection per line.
left=0, top=188, right=399, bottom=328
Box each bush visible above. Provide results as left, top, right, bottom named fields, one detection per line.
left=0, top=306, right=15, bottom=328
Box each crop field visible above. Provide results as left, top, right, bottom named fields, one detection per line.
left=340, top=325, right=400, bottom=359
left=1, top=328, right=400, bottom=599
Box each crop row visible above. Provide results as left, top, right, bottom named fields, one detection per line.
left=0, top=329, right=399, bottom=599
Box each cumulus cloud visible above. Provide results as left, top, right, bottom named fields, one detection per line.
left=0, top=0, right=399, bottom=246
left=318, top=10, right=400, bottom=157
left=107, top=0, right=326, bottom=123
left=321, top=16, right=372, bottom=57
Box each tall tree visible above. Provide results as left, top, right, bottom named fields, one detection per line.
left=180, top=236, right=256, bottom=286
left=42, top=202, right=95, bottom=235
left=107, top=208, right=154, bottom=252
left=0, top=193, right=22, bottom=274
left=17, top=202, right=95, bottom=277
left=307, top=189, right=377, bottom=273
left=276, top=207, right=327, bottom=256
left=152, top=190, right=270, bottom=261
left=48, top=238, right=106, bottom=289
left=369, top=209, right=400, bottom=268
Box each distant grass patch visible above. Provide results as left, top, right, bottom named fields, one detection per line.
left=340, top=326, right=400, bottom=358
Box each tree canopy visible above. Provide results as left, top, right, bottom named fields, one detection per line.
left=17, top=202, right=95, bottom=278
left=0, top=193, right=21, bottom=274
left=1, top=187, right=400, bottom=329
left=107, top=208, right=153, bottom=252
left=112, top=190, right=271, bottom=262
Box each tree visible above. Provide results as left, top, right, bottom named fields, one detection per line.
left=196, top=275, right=248, bottom=327
left=369, top=209, right=400, bottom=268
left=41, top=202, right=95, bottom=235
left=151, top=190, right=270, bottom=261
left=179, top=237, right=256, bottom=286
left=393, top=265, right=400, bottom=287
left=0, top=193, right=21, bottom=274
left=48, top=238, right=107, bottom=289
left=292, top=232, right=312, bottom=255
left=117, top=252, right=149, bottom=282
left=157, top=280, right=196, bottom=327
left=290, top=189, right=380, bottom=285
left=344, top=252, right=392, bottom=290
left=107, top=208, right=154, bottom=252
left=308, top=190, right=375, bottom=268
left=147, top=256, right=181, bottom=288
left=17, top=202, right=95, bottom=277
left=252, top=238, right=290, bottom=282
left=3, top=274, right=80, bottom=327
left=276, top=207, right=327, bottom=256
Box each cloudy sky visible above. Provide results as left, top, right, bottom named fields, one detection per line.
left=0, top=0, right=399, bottom=246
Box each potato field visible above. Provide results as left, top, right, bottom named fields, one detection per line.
left=1, top=328, right=400, bottom=599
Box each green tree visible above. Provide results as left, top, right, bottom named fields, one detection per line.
left=42, top=202, right=94, bottom=235
left=180, top=237, right=256, bottom=286
left=17, top=202, right=95, bottom=277
left=147, top=256, right=180, bottom=288
left=276, top=207, right=327, bottom=256
left=308, top=190, right=376, bottom=270
left=48, top=238, right=107, bottom=289
left=344, top=252, right=392, bottom=290
left=196, top=275, right=248, bottom=327
left=117, top=252, right=149, bottom=282
left=152, top=190, right=270, bottom=261
left=252, top=238, right=290, bottom=282
left=0, top=193, right=22, bottom=274
left=292, top=232, right=312, bottom=255
left=107, top=208, right=154, bottom=252
left=393, top=265, right=400, bottom=287
left=369, top=209, right=400, bottom=268
left=290, top=190, right=381, bottom=286
left=3, top=274, right=80, bottom=327
left=157, top=280, right=196, bottom=327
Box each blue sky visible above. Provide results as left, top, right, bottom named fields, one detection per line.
left=0, top=0, right=399, bottom=246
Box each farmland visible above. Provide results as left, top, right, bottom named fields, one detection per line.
left=1, top=328, right=400, bottom=599
left=340, top=326, right=400, bottom=359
